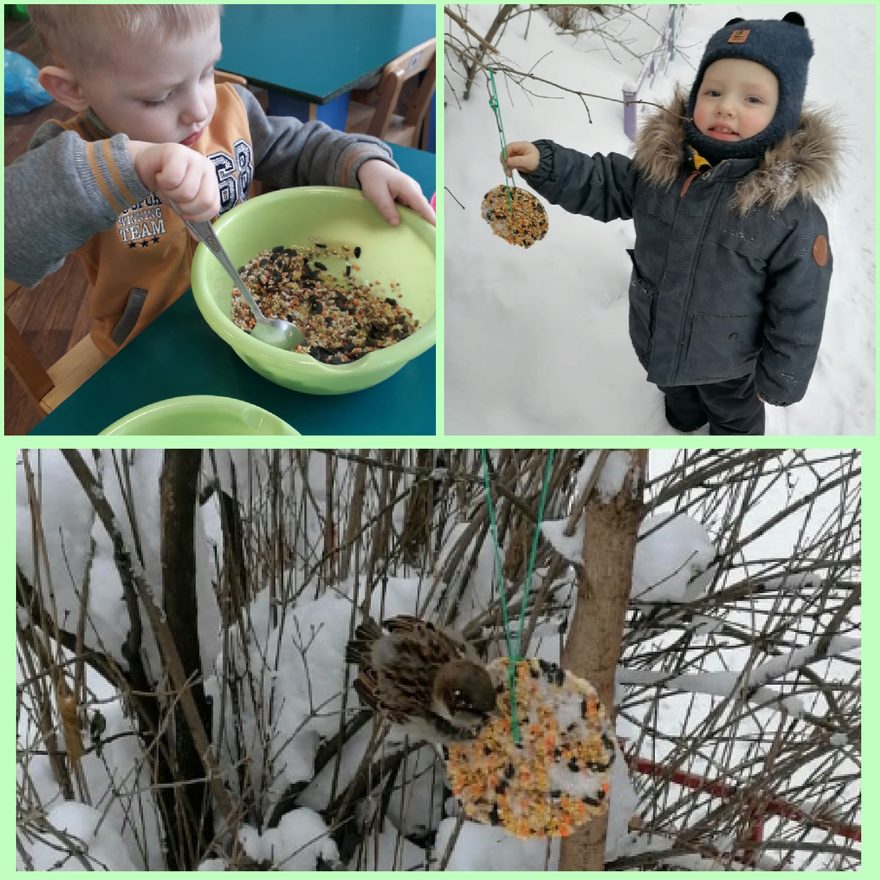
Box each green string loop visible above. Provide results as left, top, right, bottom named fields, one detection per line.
left=487, top=68, right=514, bottom=214
left=517, top=450, right=555, bottom=659
left=481, top=450, right=556, bottom=746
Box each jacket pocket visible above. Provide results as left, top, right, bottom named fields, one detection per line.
left=685, top=313, right=761, bottom=380
left=626, top=249, right=657, bottom=368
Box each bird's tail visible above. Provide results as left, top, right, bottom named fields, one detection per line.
left=345, top=617, right=383, bottom=666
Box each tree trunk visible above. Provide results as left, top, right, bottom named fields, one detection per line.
left=559, top=450, right=647, bottom=870
left=160, top=449, right=211, bottom=867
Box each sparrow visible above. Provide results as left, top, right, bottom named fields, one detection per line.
left=345, top=614, right=497, bottom=742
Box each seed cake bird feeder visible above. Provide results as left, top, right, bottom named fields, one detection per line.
left=482, top=69, right=548, bottom=248
left=443, top=452, right=614, bottom=838
left=445, top=657, right=614, bottom=837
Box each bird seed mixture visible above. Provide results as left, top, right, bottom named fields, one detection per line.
left=481, top=185, right=548, bottom=248
left=231, top=242, right=419, bottom=363
left=445, top=657, right=614, bottom=838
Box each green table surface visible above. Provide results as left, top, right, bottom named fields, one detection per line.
left=219, top=4, right=435, bottom=104
left=30, top=144, right=436, bottom=438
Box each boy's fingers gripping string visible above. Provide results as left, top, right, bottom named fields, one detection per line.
left=487, top=68, right=514, bottom=214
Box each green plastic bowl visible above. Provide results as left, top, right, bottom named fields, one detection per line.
left=191, top=187, right=436, bottom=395
left=100, top=395, right=300, bottom=435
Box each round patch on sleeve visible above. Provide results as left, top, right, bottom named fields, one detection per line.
left=812, top=234, right=829, bottom=267
left=444, top=657, right=614, bottom=838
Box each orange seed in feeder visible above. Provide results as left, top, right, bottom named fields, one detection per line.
left=445, top=657, right=615, bottom=838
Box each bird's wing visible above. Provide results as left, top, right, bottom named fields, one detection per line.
left=353, top=671, right=411, bottom=726
left=354, top=657, right=432, bottom=725
left=382, top=615, right=472, bottom=661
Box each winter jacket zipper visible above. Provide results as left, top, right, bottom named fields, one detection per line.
left=670, top=170, right=724, bottom=381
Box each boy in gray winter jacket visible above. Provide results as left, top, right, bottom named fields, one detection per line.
left=5, top=5, right=434, bottom=356
left=505, top=13, right=834, bottom=435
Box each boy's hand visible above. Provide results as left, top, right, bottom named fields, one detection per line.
left=504, top=141, right=540, bottom=175
left=129, top=141, right=220, bottom=223
left=357, top=160, right=436, bottom=227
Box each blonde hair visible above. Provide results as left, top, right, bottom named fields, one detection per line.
left=29, top=4, right=221, bottom=73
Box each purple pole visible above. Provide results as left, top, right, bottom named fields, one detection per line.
left=623, top=83, right=637, bottom=141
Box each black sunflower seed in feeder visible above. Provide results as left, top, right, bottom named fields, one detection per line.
left=345, top=265, right=352, bottom=277
left=384, top=297, right=397, bottom=306
left=315, top=242, right=327, bottom=248
left=481, top=184, right=548, bottom=248
left=231, top=241, right=420, bottom=362
left=354, top=246, right=361, bottom=258
left=444, top=657, right=615, bottom=839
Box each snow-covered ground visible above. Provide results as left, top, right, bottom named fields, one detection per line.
left=444, top=4, right=876, bottom=435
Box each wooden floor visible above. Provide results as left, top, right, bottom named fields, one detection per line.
left=5, top=18, right=92, bottom=434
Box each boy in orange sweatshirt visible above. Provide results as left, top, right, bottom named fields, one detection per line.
left=5, top=5, right=434, bottom=355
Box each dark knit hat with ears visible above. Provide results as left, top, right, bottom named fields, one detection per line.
left=684, top=11, right=814, bottom=164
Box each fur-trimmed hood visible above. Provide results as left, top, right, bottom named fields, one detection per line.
left=633, top=89, right=839, bottom=214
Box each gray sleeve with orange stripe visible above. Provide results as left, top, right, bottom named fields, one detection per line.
left=4, top=124, right=149, bottom=287
left=232, top=85, right=397, bottom=190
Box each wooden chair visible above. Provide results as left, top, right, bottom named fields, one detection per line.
left=5, top=278, right=106, bottom=416
left=214, top=69, right=269, bottom=113
left=345, top=38, right=436, bottom=149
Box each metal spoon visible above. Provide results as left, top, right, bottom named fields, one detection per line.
left=182, top=217, right=307, bottom=350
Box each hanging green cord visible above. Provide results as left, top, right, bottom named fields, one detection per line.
left=480, top=450, right=521, bottom=743
left=487, top=68, right=514, bottom=214
left=516, top=451, right=556, bottom=659
left=480, top=450, right=556, bottom=746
